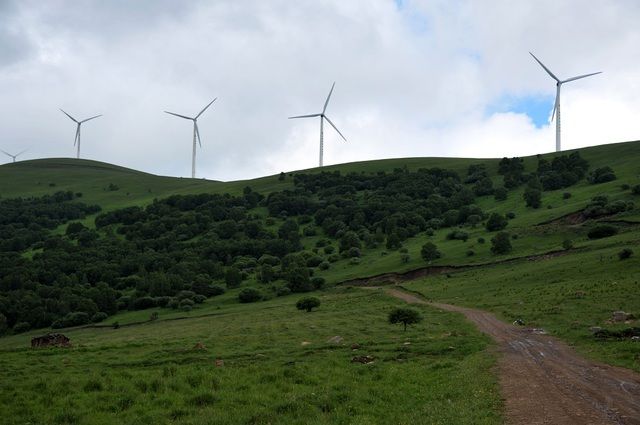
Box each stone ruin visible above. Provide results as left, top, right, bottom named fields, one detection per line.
left=31, top=333, right=71, bottom=348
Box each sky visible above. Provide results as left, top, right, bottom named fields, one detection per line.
left=1, top=0, right=639, bottom=181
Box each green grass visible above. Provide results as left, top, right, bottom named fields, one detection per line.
left=403, top=245, right=640, bottom=372
left=0, top=288, right=501, bottom=424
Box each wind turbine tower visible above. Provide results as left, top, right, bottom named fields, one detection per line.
left=289, top=82, right=347, bottom=167
left=165, top=98, right=217, bottom=178
left=60, top=109, right=102, bottom=159
left=529, top=52, right=601, bottom=152
left=1, top=148, right=27, bottom=163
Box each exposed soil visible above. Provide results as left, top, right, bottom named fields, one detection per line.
left=381, top=287, right=640, bottom=425
left=341, top=249, right=572, bottom=287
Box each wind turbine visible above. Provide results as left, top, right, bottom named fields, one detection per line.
left=529, top=52, right=601, bottom=152
left=289, top=82, right=347, bottom=167
left=165, top=98, right=217, bottom=178
left=60, top=109, right=102, bottom=159
left=1, top=148, right=28, bottom=163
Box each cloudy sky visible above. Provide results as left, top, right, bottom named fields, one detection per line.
left=1, top=0, right=639, bottom=180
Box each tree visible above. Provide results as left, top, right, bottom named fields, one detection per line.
left=388, top=307, right=423, bottom=331
left=523, top=187, right=542, bottom=209
left=339, top=231, right=361, bottom=252
left=485, top=213, right=507, bottom=231
left=225, top=267, right=242, bottom=288
left=491, top=232, right=512, bottom=255
left=296, top=297, right=321, bottom=312
left=238, top=288, right=262, bottom=303
left=421, top=242, right=441, bottom=262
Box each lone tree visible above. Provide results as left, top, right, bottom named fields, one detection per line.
left=491, top=232, right=512, bottom=255
left=296, top=297, right=321, bottom=312
left=388, top=307, right=423, bottom=331
left=421, top=242, right=441, bottom=262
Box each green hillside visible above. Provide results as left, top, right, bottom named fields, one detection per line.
left=0, top=141, right=639, bottom=424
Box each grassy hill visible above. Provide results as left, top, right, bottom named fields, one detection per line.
left=0, top=141, right=639, bottom=424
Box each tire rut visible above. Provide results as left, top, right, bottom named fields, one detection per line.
left=380, top=287, right=640, bottom=425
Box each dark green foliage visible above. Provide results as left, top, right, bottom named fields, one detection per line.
left=339, top=231, right=361, bottom=252
left=466, top=250, right=475, bottom=257
left=523, top=187, right=542, bottom=209
left=505, top=212, right=515, bottom=219
left=632, top=185, right=640, bottom=195
left=310, top=277, right=325, bottom=289
left=388, top=307, right=423, bottom=331
left=238, top=288, right=262, bottom=303
left=13, top=322, right=31, bottom=333
left=593, top=327, right=640, bottom=339
left=91, top=312, right=108, bottom=323
left=421, top=242, right=441, bottom=262
left=296, top=297, right=321, bottom=312
left=493, top=187, right=507, bottom=201
left=537, top=152, right=589, bottom=191
left=485, top=213, right=507, bottom=231
left=583, top=195, right=633, bottom=219
left=498, top=157, right=525, bottom=188
left=285, top=265, right=312, bottom=293
left=490, top=232, right=512, bottom=255
left=225, top=267, right=242, bottom=288
left=588, top=167, right=617, bottom=184
left=618, top=248, right=633, bottom=260
left=562, top=239, right=573, bottom=250
left=385, top=234, right=402, bottom=250
left=563, top=192, right=572, bottom=199
left=587, top=225, right=618, bottom=240
left=473, top=177, right=494, bottom=196
left=446, top=230, right=468, bottom=242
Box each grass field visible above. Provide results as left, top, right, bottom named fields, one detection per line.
left=0, top=288, right=501, bottom=424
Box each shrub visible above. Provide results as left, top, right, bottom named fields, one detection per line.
left=493, top=187, right=508, bottom=201
left=149, top=312, right=159, bottom=321
left=91, top=312, right=108, bottom=323
left=167, top=298, right=179, bottom=309
left=505, top=212, right=516, bottom=219
left=466, top=250, right=475, bottom=257
left=388, top=308, right=423, bottom=331
left=562, top=239, right=573, bottom=250
left=193, top=295, right=207, bottom=304
left=318, top=261, right=330, bottom=270
left=327, top=254, right=340, bottom=263
left=225, top=267, right=242, bottom=288
left=563, top=192, right=572, bottom=199
left=421, top=242, right=441, bottom=262
left=238, top=288, right=263, bottom=303
left=618, top=248, right=633, bottom=260
left=485, top=213, right=507, bottom=231
left=446, top=230, right=468, bottom=242
left=588, top=167, right=616, bottom=184
left=276, top=287, right=292, bottom=297
left=209, top=285, right=226, bottom=296
left=477, top=237, right=485, bottom=244
left=587, top=225, right=618, bottom=240
left=523, top=188, right=542, bottom=209
left=132, top=297, right=156, bottom=310
left=296, top=297, right=321, bottom=312
left=400, top=253, right=411, bottom=263
left=179, top=299, right=195, bottom=311
left=632, top=185, right=640, bottom=195
left=491, top=232, right=512, bottom=255
left=13, top=322, right=31, bottom=333
left=306, top=255, right=324, bottom=267
left=323, top=245, right=335, bottom=255
left=347, top=247, right=361, bottom=258
left=621, top=184, right=630, bottom=190
left=310, top=276, right=325, bottom=290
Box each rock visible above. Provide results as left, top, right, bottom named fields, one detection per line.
left=301, top=341, right=311, bottom=346
left=350, top=343, right=360, bottom=350
left=31, top=333, right=71, bottom=348
left=193, top=342, right=206, bottom=351
left=351, top=355, right=375, bottom=364
left=631, top=336, right=640, bottom=342
left=215, top=359, right=224, bottom=367
left=403, top=341, right=411, bottom=345
left=589, top=326, right=603, bottom=334
left=613, top=311, right=630, bottom=322
left=326, top=336, right=343, bottom=345
left=513, top=319, right=525, bottom=326
left=531, top=328, right=547, bottom=335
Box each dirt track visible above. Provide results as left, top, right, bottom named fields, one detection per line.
left=382, top=287, right=640, bottom=425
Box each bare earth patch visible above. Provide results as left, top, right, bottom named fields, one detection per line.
left=382, top=287, right=640, bottom=425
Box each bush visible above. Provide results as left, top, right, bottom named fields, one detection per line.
left=323, top=245, right=335, bottom=255
left=225, top=267, right=242, bottom=288
left=167, top=298, right=179, bottom=309
left=485, top=213, right=507, bottom=231
left=238, top=288, right=262, bottom=303
left=588, top=167, right=616, bottom=184
left=491, top=232, right=512, bottom=255
left=562, top=239, right=573, bottom=250
left=618, top=248, right=633, bottom=260
left=400, top=253, right=411, bottom=263
left=587, top=225, right=618, bottom=240
left=296, top=297, right=321, bottom=312
left=306, top=255, right=324, bottom=267
left=209, top=285, right=226, bottom=296
left=466, top=250, right=475, bottom=257
left=149, top=312, right=159, bottom=321
left=421, top=242, right=441, bottom=262
left=13, top=322, right=31, bottom=333
left=477, top=237, right=485, bottom=244
left=523, top=187, right=542, bottom=209
left=276, top=286, right=292, bottom=297
left=388, top=308, right=423, bottom=331
left=494, top=187, right=508, bottom=201
left=318, top=261, right=330, bottom=270
left=563, top=192, right=572, bottom=199
left=179, top=299, right=195, bottom=311
left=446, top=230, right=468, bottom=242
left=91, top=312, right=108, bottom=323
left=632, top=185, right=640, bottom=195
left=505, top=212, right=516, bottom=219
left=310, top=276, right=325, bottom=289
left=132, top=297, right=156, bottom=310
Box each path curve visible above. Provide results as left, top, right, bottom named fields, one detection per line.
left=382, top=287, right=640, bottom=425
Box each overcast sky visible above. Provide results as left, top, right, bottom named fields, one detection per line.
left=1, top=0, right=639, bottom=180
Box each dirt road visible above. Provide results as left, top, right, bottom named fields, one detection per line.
left=382, top=287, right=640, bottom=425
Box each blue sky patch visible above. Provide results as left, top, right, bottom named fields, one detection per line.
left=486, top=95, right=554, bottom=128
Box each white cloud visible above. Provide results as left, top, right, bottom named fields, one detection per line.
left=0, top=0, right=638, bottom=180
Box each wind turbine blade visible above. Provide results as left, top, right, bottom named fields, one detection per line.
left=324, top=115, right=347, bottom=142
left=196, top=98, right=217, bottom=119
left=195, top=122, right=202, bottom=148
left=529, top=52, right=560, bottom=82
left=562, top=71, right=602, bottom=84
left=15, top=148, right=28, bottom=157
left=550, top=94, right=558, bottom=122
left=0, top=149, right=12, bottom=157
left=164, top=111, right=194, bottom=120
left=74, top=125, right=80, bottom=146
left=322, top=82, right=336, bottom=114
left=60, top=109, right=78, bottom=123
left=80, top=114, right=102, bottom=123
left=288, top=113, right=322, bottom=119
